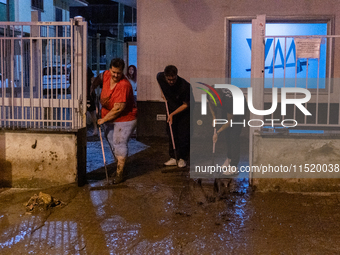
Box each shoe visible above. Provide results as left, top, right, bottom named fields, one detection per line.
left=113, top=172, right=124, bottom=184
left=164, top=158, right=177, bottom=166
left=113, top=156, right=126, bottom=184
left=222, top=166, right=239, bottom=177
left=177, top=159, right=186, bottom=168
left=130, top=129, right=137, bottom=138
left=221, top=158, right=231, bottom=168
left=92, top=129, right=98, bottom=136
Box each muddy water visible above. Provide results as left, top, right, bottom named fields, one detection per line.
left=0, top=136, right=254, bottom=254
left=84, top=172, right=253, bottom=254
left=2, top=136, right=339, bottom=254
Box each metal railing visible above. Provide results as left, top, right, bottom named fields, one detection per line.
left=0, top=18, right=87, bottom=130
left=249, top=15, right=340, bottom=182
left=263, top=35, right=340, bottom=127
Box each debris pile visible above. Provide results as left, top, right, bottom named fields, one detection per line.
left=25, top=192, right=66, bottom=213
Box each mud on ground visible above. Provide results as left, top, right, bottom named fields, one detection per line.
left=1, top=137, right=340, bottom=254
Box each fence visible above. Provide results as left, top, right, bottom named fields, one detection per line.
left=0, top=17, right=87, bottom=130
left=262, top=35, right=340, bottom=127
left=87, top=35, right=124, bottom=75
left=248, top=15, right=340, bottom=182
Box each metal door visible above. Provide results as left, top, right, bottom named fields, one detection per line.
left=0, top=17, right=87, bottom=130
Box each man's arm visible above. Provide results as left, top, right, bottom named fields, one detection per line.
left=213, top=112, right=233, bottom=143
left=217, top=112, right=233, bottom=134
left=97, top=102, right=126, bottom=125
left=167, top=102, right=188, bottom=124
left=91, top=72, right=103, bottom=94
left=156, top=72, right=167, bottom=100
left=167, top=79, right=192, bottom=124
left=208, top=98, right=216, bottom=120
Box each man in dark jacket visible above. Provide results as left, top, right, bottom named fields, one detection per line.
left=210, top=87, right=247, bottom=176
left=157, top=65, right=193, bottom=168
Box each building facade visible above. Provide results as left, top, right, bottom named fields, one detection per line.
left=0, top=0, right=88, bottom=22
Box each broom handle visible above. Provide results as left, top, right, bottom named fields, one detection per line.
left=164, top=99, right=177, bottom=161
left=157, top=78, right=178, bottom=162
left=213, top=128, right=216, bottom=154
left=99, top=126, right=109, bottom=183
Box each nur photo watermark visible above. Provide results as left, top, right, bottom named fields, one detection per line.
left=190, top=78, right=340, bottom=179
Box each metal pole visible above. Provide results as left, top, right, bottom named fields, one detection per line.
left=249, top=14, right=266, bottom=184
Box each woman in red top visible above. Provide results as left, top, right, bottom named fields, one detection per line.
left=93, top=58, right=137, bottom=184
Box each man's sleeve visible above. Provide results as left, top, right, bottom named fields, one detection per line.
left=189, top=84, right=195, bottom=106
left=224, top=93, right=234, bottom=115
left=156, top=72, right=164, bottom=91
left=183, top=81, right=191, bottom=105
left=156, top=72, right=161, bottom=82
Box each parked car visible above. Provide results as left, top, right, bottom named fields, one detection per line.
left=0, top=73, right=18, bottom=88
left=43, top=65, right=71, bottom=96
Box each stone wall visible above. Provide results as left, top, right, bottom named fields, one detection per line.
left=0, top=128, right=87, bottom=188
left=252, top=131, right=340, bottom=192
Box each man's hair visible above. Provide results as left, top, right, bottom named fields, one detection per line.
left=110, top=58, right=125, bottom=71
left=164, top=65, right=178, bottom=77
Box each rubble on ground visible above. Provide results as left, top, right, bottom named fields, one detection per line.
left=24, top=192, right=66, bottom=213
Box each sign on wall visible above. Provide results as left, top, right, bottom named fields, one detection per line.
left=295, top=38, right=322, bottom=59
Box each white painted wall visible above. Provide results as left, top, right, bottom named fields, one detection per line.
left=41, top=0, right=55, bottom=21
left=137, top=0, right=340, bottom=102
left=16, top=0, right=31, bottom=22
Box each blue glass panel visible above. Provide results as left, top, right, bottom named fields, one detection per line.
left=231, top=23, right=328, bottom=88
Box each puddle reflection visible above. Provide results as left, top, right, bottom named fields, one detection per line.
left=0, top=217, right=86, bottom=254
left=88, top=186, right=177, bottom=253
left=221, top=178, right=252, bottom=240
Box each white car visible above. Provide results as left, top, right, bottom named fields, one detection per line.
left=43, top=65, right=71, bottom=95
left=0, top=74, right=18, bottom=88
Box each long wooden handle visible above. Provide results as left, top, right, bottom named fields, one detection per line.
left=213, top=128, right=216, bottom=154
left=164, top=99, right=176, bottom=151
left=99, top=126, right=109, bottom=183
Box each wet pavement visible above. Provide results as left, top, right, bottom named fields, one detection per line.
left=1, top=133, right=340, bottom=254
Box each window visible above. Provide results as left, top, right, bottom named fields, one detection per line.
left=124, top=6, right=137, bottom=41
left=56, top=8, right=63, bottom=36
left=229, top=20, right=330, bottom=89
left=128, top=44, right=137, bottom=67
left=32, top=0, right=43, bottom=12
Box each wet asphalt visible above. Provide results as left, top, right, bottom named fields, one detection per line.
left=1, top=131, right=340, bottom=254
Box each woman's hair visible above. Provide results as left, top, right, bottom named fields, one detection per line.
left=126, top=65, right=137, bottom=82
left=110, top=58, right=125, bottom=71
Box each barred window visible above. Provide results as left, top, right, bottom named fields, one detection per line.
left=31, top=0, right=43, bottom=11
